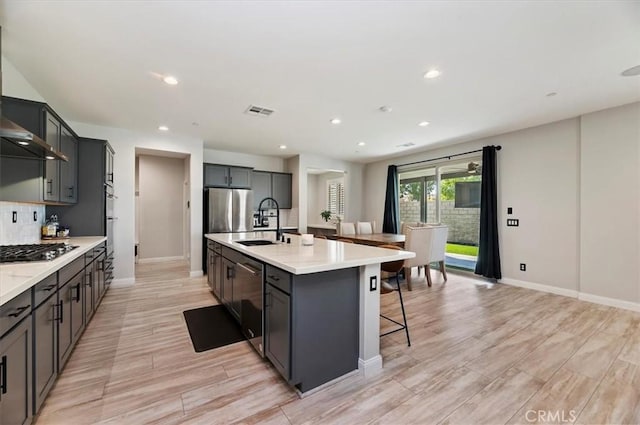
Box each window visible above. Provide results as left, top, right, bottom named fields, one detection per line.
left=327, top=179, right=345, bottom=218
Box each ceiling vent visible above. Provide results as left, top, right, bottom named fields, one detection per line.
left=245, top=105, right=275, bottom=117
left=396, top=142, right=416, bottom=148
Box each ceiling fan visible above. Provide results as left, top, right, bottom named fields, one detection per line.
left=467, top=162, right=482, bottom=174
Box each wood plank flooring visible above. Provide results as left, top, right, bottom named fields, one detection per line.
left=34, top=263, right=640, bottom=424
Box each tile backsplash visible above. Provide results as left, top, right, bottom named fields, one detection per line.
left=0, top=202, right=45, bottom=245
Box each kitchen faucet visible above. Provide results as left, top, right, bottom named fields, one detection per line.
left=258, top=197, right=282, bottom=241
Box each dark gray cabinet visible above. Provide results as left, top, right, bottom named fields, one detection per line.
left=59, top=127, right=78, bottom=203
left=265, top=283, right=290, bottom=379
left=263, top=265, right=359, bottom=393
left=207, top=241, right=222, bottom=299
left=0, top=96, right=77, bottom=205
left=204, top=164, right=252, bottom=189
left=0, top=291, right=32, bottom=425
left=221, top=257, right=240, bottom=320
left=252, top=171, right=292, bottom=209
left=32, top=275, right=57, bottom=413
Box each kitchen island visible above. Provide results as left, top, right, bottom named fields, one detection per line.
left=205, top=231, right=414, bottom=394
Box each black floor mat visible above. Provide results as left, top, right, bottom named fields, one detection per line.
left=183, top=305, right=245, bottom=352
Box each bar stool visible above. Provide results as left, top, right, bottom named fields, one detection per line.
left=379, top=244, right=410, bottom=346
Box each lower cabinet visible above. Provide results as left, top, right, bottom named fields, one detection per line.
left=0, top=298, right=32, bottom=425
left=221, top=257, right=240, bottom=320
left=207, top=241, right=222, bottom=299
left=32, top=278, right=58, bottom=414
left=265, top=283, right=290, bottom=379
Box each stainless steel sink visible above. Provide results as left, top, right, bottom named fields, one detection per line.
left=236, top=240, right=275, bottom=246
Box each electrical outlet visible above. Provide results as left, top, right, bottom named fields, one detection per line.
left=12, top=211, right=17, bottom=223
left=507, top=219, right=519, bottom=227
left=369, top=276, right=378, bottom=292
left=520, top=263, right=526, bottom=271
left=33, top=211, right=38, bottom=222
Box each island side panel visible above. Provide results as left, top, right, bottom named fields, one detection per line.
left=358, top=263, right=382, bottom=376
left=291, top=267, right=359, bottom=393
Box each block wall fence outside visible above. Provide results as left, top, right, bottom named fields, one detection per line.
left=399, top=198, right=479, bottom=245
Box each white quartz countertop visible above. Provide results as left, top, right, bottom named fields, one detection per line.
left=0, top=236, right=107, bottom=306
left=206, top=232, right=414, bottom=275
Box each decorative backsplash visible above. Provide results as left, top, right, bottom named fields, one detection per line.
left=0, top=202, right=45, bottom=245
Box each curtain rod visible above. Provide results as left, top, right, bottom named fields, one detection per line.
left=396, top=145, right=501, bottom=168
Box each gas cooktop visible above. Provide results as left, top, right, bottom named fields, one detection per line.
left=0, top=243, right=78, bottom=263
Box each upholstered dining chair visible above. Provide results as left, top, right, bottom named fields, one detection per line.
left=356, top=221, right=374, bottom=235
left=379, top=244, right=410, bottom=346
left=403, top=225, right=449, bottom=290
left=339, top=222, right=356, bottom=235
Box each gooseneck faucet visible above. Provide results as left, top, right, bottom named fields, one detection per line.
left=258, top=197, right=281, bottom=241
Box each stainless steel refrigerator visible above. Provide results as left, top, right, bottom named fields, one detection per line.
left=206, top=188, right=253, bottom=233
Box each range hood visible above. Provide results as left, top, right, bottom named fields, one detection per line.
left=0, top=117, right=68, bottom=161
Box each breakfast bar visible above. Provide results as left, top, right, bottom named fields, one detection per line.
left=205, top=231, right=414, bottom=393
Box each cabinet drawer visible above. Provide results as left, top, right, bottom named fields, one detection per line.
left=59, top=256, right=84, bottom=284
left=265, top=265, right=291, bottom=294
left=33, top=273, right=58, bottom=308
left=0, top=289, right=31, bottom=338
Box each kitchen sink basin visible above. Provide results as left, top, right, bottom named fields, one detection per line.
left=236, top=240, right=275, bottom=246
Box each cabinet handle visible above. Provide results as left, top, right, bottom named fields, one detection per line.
left=68, top=186, right=74, bottom=198
left=265, top=292, right=271, bottom=308
left=268, top=274, right=280, bottom=282
left=229, top=176, right=233, bottom=184
left=58, top=301, right=64, bottom=323
left=0, top=355, right=6, bottom=394
left=8, top=305, right=30, bottom=317
left=43, top=284, right=56, bottom=292
left=74, top=283, right=81, bottom=302
left=226, top=266, right=234, bottom=279
left=86, top=271, right=93, bottom=287
left=46, top=179, right=53, bottom=194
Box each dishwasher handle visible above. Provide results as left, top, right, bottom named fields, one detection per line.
left=236, top=262, right=262, bottom=276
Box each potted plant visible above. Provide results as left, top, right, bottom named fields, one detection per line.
left=320, top=210, right=332, bottom=222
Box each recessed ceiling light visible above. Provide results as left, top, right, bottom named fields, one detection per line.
left=621, top=65, right=640, bottom=77
left=418, top=121, right=430, bottom=127
left=192, top=122, right=199, bottom=126
left=45, top=155, right=55, bottom=160
left=423, top=69, right=441, bottom=79
left=17, top=141, right=29, bottom=145
left=279, top=145, right=287, bottom=150
left=163, top=75, right=178, bottom=85
left=357, top=142, right=366, bottom=146
left=546, top=92, right=557, bottom=97
left=330, top=118, right=341, bottom=125
left=158, top=125, right=169, bottom=131
left=379, top=105, right=392, bottom=113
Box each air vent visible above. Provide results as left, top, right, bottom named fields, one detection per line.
left=396, top=142, right=416, bottom=148
left=245, top=105, right=275, bottom=117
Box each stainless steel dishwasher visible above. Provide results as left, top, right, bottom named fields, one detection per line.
left=235, top=255, right=264, bottom=356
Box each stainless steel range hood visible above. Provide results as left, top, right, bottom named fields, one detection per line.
left=0, top=117, right=68, bottom=161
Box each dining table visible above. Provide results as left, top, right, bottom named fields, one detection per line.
left=328, top=233, right=405, bottom=247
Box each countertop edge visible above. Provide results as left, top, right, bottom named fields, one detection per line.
left=0, top=236, right=107, bottom=306
left=205, top=232, right=414, bottom=275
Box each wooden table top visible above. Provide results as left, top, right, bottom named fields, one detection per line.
left=329, top=233, right=405, bottom=247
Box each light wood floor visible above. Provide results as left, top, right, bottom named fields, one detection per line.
left=34, top=262, right=640, bottom=425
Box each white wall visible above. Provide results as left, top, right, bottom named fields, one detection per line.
left=580, top=102, right=640, bottom=304
left=137, top=154, right=185, bottom=261
left=307, top=172, right=345, bottom=225
left=68, top=121, right=204, bottom=282
left=203, top=148, right=285, bottom=172
left=364, top=102, right=640, bottom=308
left=292, top=154, right=364, bottom=232
left=1, top=55, right=45, bottom=101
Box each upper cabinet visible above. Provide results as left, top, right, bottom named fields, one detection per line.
left=252, top=170, right=292, bottom=210
left=0, top=96, right=78, bottom=204
left=204, top=164, right=252, bottom=189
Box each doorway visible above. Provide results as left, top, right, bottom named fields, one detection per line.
left=398, top=158, right=482, bottom=271
left=135, top=149, right=191, bottom=278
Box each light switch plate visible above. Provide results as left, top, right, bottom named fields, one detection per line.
left=369, top=276, right=377, bottom=292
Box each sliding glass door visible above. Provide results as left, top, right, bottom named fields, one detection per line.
left=399, top=159, right=482, bottom=270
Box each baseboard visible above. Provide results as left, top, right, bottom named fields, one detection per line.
left=358, top=355, right=383, bottom=377
left=110, top=278, right=135, bottom=288
left=137, top=256, right=186, bottom=264
left=500, top=278, right=578, bottom=298
left=578, top=292, right=640, bottom=312
left=190, top=270, right=203, bottom=278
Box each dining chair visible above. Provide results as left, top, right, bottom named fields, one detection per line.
left=378, top=244, right=410, bottom=346
left=403, top=225, right=449, bottom=290
left=339, top=222, right=356, bottom=236
left=356, top=221, right=374, bottom=235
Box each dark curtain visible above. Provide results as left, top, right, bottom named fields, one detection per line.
left=475, top=146, right=502, bottom=280
left=382, top=165, right=400, bottom=234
